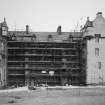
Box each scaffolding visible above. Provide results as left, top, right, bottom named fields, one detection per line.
left=7, top=35, right=86, bottom=86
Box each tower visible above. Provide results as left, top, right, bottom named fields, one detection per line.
left=82, top=12, right=105, bottom=85
left=1, top=18, right=8, bottom=36
left=0, top=18, right=8, bottom=87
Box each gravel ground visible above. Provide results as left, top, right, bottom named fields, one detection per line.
left=0, top=88, right=105, bottom=105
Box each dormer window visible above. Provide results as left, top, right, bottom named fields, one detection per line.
left=12, top=33, right=16, bottom=40
left=48, top=34, right=52, bottom=38
left=31, top=34, right=36, bottom=42
left=47, top=35, right=53, bottom=42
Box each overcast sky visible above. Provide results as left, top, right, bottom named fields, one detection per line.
left=0, top=0, right=105, bottom=31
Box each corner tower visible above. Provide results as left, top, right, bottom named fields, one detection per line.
left=82, top=12, right=105, bottom=85
left=1, top=18, right=8, bottom=36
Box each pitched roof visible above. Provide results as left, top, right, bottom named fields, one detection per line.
left=84, top=20, right=93, bottom=28
left=8, top=31, right=82, bottom=42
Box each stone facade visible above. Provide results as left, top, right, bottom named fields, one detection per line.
left=1, top=12, right=105, bottom=86
left=0, top=19, right=7, bottom=87
left=0, top=38, right=7, bottom=87
left=82, top=12, right=105, bottom=85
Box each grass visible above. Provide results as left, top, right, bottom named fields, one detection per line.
left=0, top=88, right=105, bottom=105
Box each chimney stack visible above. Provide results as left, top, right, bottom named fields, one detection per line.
left=57, top=25, right=62, bottom=35
left=26, top=25, right=29, bottom=34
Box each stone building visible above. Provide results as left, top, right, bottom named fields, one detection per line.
left=0, top=21, right=86, bottom=86
left=1, top=12, right=105, bottom=87
left=0, top=19, right=7, bottom=87
left=82, top=12, right=105, bottom=85
left=7, top=28, right=86, bottom=86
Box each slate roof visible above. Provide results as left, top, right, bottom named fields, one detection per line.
left=84, top=20, right=93, bottom=28
left=8, top=31, right=82, bottom=42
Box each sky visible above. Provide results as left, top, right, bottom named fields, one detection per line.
left=0, top=0, right=105, bottom=32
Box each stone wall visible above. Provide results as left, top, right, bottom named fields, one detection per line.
left=84, top=12, right=105, bottom=85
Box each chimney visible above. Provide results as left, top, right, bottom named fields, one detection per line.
left=96, top=12, right=102, bottom=17
left=57, top=25, right=62, bottom=35
left=26, top=25, right=29, bottom=34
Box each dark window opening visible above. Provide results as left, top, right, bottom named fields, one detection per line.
left=95, top=34, right=101, bottom=43
left=95, top=48, right=99, bottom=56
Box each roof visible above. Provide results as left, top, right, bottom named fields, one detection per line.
left=84, top=20, right=93, bottom=28
left=0, top=18, right=8, bottom=28
left=8, top=31, right=82, bottom=42
left=81, top=17, right=93, bottom=32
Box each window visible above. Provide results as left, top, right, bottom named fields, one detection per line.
left=95, top=34, right=101, bottom=43
left=95, top=48, right=99, bottom=56
left=31, top=34, right=36, bottom=42
left=48, top=35, right=52, bottom=39
left=95, top=34, right=101, bottom=37
left=2, top=27, right=7, bottom=36
left=95, top=37, right=99, bottom=43
left=12, top=33, right=16, bottom=40
left=98, top=62, right=101, bottom=69
left=48, top=35, right=53, bottom=42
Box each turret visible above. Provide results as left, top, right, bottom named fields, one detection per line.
left=1, top=18, right=8, bottom=36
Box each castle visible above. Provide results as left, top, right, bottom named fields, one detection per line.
left=0, top=12, right=105, bottom=87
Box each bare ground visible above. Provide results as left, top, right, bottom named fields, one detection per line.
left=0, top=88, right=105, bottom=105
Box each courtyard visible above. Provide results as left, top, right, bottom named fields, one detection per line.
left=0, top=87, right=105, bottom=105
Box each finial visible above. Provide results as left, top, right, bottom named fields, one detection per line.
left=87, top=17, right=90, bottom=21
left=4, top=17, right=6, bottom=22
left=2, top=17, right=7, bottom=27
